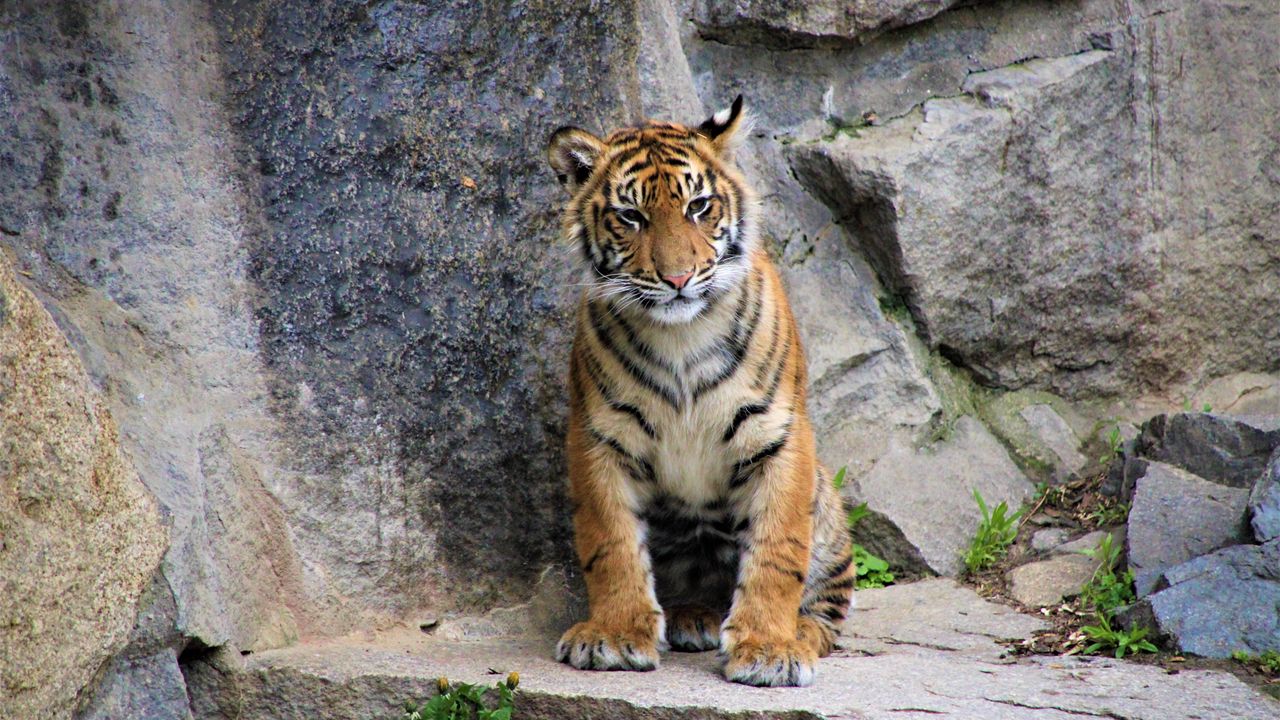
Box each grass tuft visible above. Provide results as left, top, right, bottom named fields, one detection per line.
left=963, top=489, right=1023, bottom=574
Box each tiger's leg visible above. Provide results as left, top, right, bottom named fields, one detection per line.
left=721, top=443, right=819, bottom=687
left=555, top=427, right=664, bottom=671
left=798, top=470, right=856, bottom=657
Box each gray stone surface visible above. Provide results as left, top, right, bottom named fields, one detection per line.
left=1019, top=403, right=1088, bottom=480
left=694, top=0, right=981, bottom=49
left=1251, top=448, right=1280, bottom=543
left=78, top=648, right=193, bottom=720
left=0, top=253, right=167, bottom=717
left=1007, top=554, right=1098, bottom=608
left=1142, top=540, right=1280, bottom=659
left=786, top=1, right=1280, bottom=398
left=183, top=580, right=1278, bottom=720
left=1137, top=413, right=1280, bottom=489
left=846, top=416, right=1034, bottom=576
left=1127, top=462, right=1252, bottom=598
left=1031, top=528, right=1070, bottom=553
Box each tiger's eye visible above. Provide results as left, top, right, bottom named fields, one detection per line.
left=687, top=196, right=709, bottom=217
left=617, top=208, right=645, bottom=226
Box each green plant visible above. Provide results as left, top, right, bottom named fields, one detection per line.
left=852, top=543, right=895, bottom=589
left=1086, top=500, right=1130, bottom=528
left=835, top=467, right=896, bottom=589
left=963, top=489, right=1023, bottom=574
left=1080, top=613, right=1158, bottom=659
left=401, top=674, right=519, bottom=720
left=1232, top=650, right=1280, bottom=675
left=1075, top=534, right=1156, bottom=659
left=1098, top=425, right=1123, bottom=465
left=1079, top=533, right=1136, bottom=614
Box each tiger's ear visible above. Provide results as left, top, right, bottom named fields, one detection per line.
left=547, top=127, right=605, bottom=192
left=697, top=95, right=748, bottom=159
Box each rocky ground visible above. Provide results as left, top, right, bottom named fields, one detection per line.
left=183, top=580, right=1279, bottom=720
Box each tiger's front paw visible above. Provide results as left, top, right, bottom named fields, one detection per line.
left=665, top=605, right=722, bottom=652
left=722, top=638, right=817, bottom=687
left=555, top=620, right=660, bottom=671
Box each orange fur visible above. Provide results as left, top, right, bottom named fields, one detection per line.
left=548, top=100, right=854, bottom=686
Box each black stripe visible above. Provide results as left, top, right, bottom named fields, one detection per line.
left=822, top=577, right=857, bottom=592
left=613, top=311, right=679, bottom=376
left=692, top=271, right=765, bottom=401
left=590, top=429, right=656, bottom=485
left=823, top=554, right=854, bottom=582
left=764, top=561, right=805, bottom=584
left=587, top=302, right=680, bottom=408
left=583, top=354, right=657, bottom=439
left=729, top=434, right=789, bottom=489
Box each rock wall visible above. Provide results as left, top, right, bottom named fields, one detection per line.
left=0, top=0, right=1277, bottom=715
left=0, top=251, right=167, bottom=717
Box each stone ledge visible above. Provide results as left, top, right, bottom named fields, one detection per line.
left=183, top=581, right=1278, bottom=720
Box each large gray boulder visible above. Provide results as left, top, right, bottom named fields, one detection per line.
left=1140, top=540, right=1280, bottom=659
left=1136, top=413, right=1280, bottom=489
left=846, top=416, right=1034, bottom=577
left=0, top=253, right=167, bottom=717
left=694, top=0, right=984, bottom=48
left=1126, top=462, right=1253, bottom=598
left=786, top=0, right=1280, bottom=398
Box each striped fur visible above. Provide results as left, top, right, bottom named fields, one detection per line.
left=547, top=98, right=854, bottom=687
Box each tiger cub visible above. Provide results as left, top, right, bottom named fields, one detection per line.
left=545, top=97, right=854, bottom=687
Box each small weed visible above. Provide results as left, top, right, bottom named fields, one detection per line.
left=1074, top=534, right=1156, bottom=659
left=963, top=489, right=1023, bottom=574
left=1078, top=533, right=1136, bottom=614
left=401, top=674, right=519, bottom=720
left=1080, top=613, right=1158, bottom=659
left=1232, top=650, right=1280, bottom=675
left=1098, top=426, right=1124, bottom=465
left=852, top=543, right=895, bottom=588
left=835, top=467, right=895, bottom=589
left=1086, top=499, right=1130, bottom=527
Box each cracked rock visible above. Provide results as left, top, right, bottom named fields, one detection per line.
left=1126, top=462, right=1253, bottom=598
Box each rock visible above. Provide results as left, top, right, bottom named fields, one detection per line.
left=1126, top=462, right=1252, bottom=598
left=1018, top=403, right=1088, bottom=480
left=1007, top=554, right=1098, bottom=608
left=1141, top=540, right=1280, bottom=659
left=841, top=579, right=1046, bottom=660
left=182, top=581, right=1275, bottom=719
left=693, top=0, right=981, bottom=49
left=1056, top=527, right=1125, bottom=557
left=1031, top=528, right=1070, bottom=553
left=789, top=50, right=1147, bottom=397
left=77, top=648, right=193, bottom=720
left=0, top=254, right=167, bottom=717
left=848, top=416, right=1034, bottom=576
left=1249, top=448, right=1280, bottom=543
left=1136, top=413, right=1280, bottom=489
left=787, top=0, right=1280, bottom=398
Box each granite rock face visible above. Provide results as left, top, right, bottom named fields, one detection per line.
left=1126, top=462, right=1253, bottom=598
left=846, top=416, right=1034, bottom=577
left=0, top=253, right=167, bottom=717
left=786, top=0, right=1280, bottom=398
left=694, top=0, right=984, bottom=49
left=1140, top=540, right=1280, bottom=659
left=1137, top=413, right=1280, bottom=489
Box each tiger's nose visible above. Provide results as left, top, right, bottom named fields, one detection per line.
left=663, top=270, right=695, bottom=290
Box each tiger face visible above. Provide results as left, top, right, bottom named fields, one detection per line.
left=547, top=97, right=757, bottom=325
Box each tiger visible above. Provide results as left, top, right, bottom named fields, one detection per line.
left=544, top=96, right=855, bottom=687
